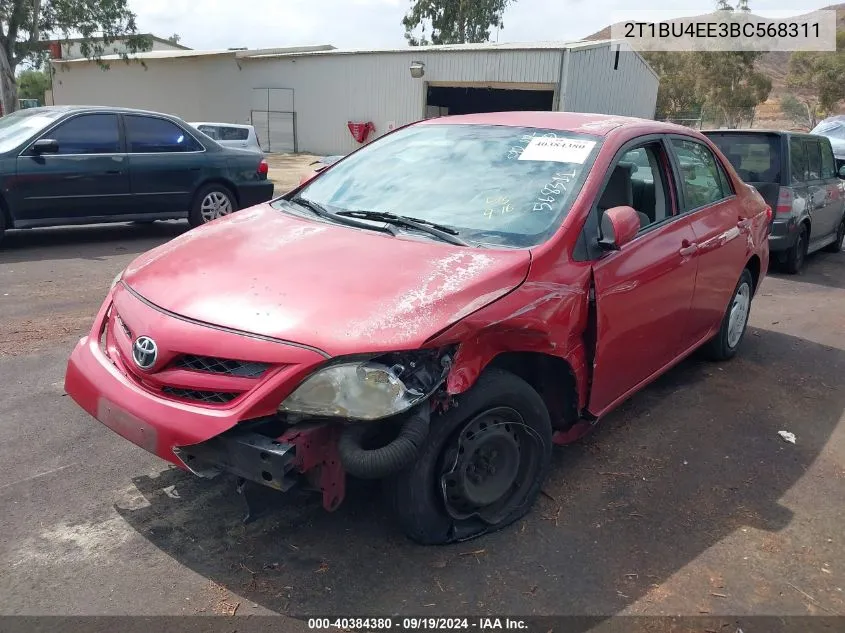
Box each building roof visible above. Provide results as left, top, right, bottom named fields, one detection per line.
left=243, top=39, right=626, bottom=59
left=44, top=33, right=191, bottom=51
left=52, top=44, right=335, bottom=64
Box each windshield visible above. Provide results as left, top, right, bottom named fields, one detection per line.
left=704, top=132, right=781, bottom=183
left=0, top=108, right=64, bottom=153
left=284, top=123, right=600, bottom=248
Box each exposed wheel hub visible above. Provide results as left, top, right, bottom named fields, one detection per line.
left=440, top=407, right=541, bottom=525
left=456, top=429, right=520, bottom=506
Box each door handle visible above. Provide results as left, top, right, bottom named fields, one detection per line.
left=679, top=239, right=698, bottom=256
left=105, top=169, right=122, bottom=175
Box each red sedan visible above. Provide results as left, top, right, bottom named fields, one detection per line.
left=65, top=112, right=770, bottom=544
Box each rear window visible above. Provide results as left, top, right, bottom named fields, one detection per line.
left=704, top=133, right=781, bottom=184
left=197, top=125, right=249, bottom=141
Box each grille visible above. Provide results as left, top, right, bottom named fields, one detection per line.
left=161, top=386, right=239, bottom=404
left=117, top=316, right=132, bottom=339
left=171, top=354, right=269, bottom=378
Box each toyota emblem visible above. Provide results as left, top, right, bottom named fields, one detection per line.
left=132, top=336, right=158, bottom=370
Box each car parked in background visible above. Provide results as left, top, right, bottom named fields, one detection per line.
left=0, top=106, right=274, bottom=241
left=190, top=122, right=263, bottom=153
left=66, top=112, right=769, bottom=545
left=811, top=115, right=845, bottom=169
left=703, top=129, right=845, bottom=273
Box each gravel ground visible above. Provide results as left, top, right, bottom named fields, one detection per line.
left=0, top=219, right=843, bottom=622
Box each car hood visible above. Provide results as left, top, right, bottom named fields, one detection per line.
left=122, top=205, right=531, bottom=356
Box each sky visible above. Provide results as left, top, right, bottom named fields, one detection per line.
left=130, top=0, right=835, bottom=52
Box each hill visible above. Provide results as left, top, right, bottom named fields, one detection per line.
left=584, top=4, right=845, bottom=128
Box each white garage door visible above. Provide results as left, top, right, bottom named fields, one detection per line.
left=251, top=88, right=296, bottom=153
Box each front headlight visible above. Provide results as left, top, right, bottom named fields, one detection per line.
left=279, top=349, right=453, bottom=421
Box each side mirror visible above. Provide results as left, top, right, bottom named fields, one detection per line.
left=838, top=164, right=845, bottom=179
left=599, top=205, right=641, bottom=250
left=32, top=139, right=59, bottom=154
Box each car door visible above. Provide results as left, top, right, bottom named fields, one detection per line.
left=124, top=114, right=206, bottom=215
left=12, top=113, right=130, bottom=223
left=817, top=137, right=844, bottom=237
left=587, top=136, right=700, bottom=415
left=802, top=137, right=837, bottom=244
left=668, top=136, right=752, bottom=345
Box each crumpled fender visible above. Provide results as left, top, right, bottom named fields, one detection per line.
left=425, top=265, right=594, bottom=411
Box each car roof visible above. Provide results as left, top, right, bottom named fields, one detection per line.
left=702, top=128, right=821, bottom=139
left=21, top=104, right=184, bottom=119
left=418, top=111, right=692, bottom=137
left=189, top=121, right=254, bottom=129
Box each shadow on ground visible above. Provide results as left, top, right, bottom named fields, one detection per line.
left=0, top=221, right=189, bottom=264
left=115, top=327, right=844, bottom=620
left=768, top=248, right=845, bottom=291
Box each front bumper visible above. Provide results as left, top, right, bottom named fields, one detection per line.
left=238, top=181, right=275, bottom=208
left=64, top=284, right=326, bottom=469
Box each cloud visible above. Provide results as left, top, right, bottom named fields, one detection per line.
left=130, top=0, right=826, bottom=51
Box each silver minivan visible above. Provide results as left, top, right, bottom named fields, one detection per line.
left=704, top=130, right=845, bottom=273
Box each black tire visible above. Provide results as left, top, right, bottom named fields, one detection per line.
left=782, top=223, right=808, bottom=274
left=386, top=368, right=553, bottom=545
left=702, top=268, right=754, bottom=362
left=0, top=207, right=5, bottom=245
left=188, top=183, right=238, bottom=228
left=824, top=216, right=845, bottom=253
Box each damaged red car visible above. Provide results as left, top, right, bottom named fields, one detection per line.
left=65, top=112, right=770, bottom=545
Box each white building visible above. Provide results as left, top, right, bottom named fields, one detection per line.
left=50, top=40, right=659, bottom=156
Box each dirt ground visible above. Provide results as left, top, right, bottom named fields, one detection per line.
left=265, top=152, right=323, bottom=195
left=0, top=218, right=843, bottom=623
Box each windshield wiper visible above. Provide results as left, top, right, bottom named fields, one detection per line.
left=335, top=210, right=469, bottom=246
left=287, top=196, right=396, bottom=236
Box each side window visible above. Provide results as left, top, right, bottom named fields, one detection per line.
left=596, top=142, right=674, bottom=232
left=820, top=140, right=836, bottom=179
left=717, top=162, right=734, bottom=195
left=805, top=140, right=822, bottom=180
left=220, top=126, right=249, bottom=141
left=125, top=116, right=203, bottom=153
left=670, top=138, right=727, bottom=211
left=197, top=125, right=221, bottom=140
left=43, top=114, right=120, bottom=155
left=790, top=137, right=807, bottom=184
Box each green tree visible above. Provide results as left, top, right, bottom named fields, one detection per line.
left=697, top=52, right=771, bottom=128
left=402, top=0, right=513, bottom=46
left=643, top=52, right=704, bottom=121
left=16, top=67, right=50, bottom=103
left=166, top=33, right=180, bottom=45
left=0, top=0, right=152, bottom=114
left=787, top=31, right=845, bottom=120
left=780, top=93, right=819, bottom=130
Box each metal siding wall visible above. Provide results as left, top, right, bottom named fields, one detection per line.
left=51, top=57, right=247, bottom=123
left=244, top=50, right=561, bottom=155
left=562, top=45, right=658, bottom=119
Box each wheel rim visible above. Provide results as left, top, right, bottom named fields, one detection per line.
left=200, top=191, right=233, bottom=222
left=439, top=407, right=543, bottom=526
left=727, top=281, right=751, bottom=348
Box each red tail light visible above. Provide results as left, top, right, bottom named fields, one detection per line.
left=257, top=159, right=269, bottom=176
left=765, top=204, right=772, bottom=223
left=775, top=187, right=793, bottom=216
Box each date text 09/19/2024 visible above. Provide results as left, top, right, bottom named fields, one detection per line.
left=307, top=617, right=530, bottom=631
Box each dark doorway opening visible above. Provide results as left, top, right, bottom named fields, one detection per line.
left=425, top=85, right=555, bottom=117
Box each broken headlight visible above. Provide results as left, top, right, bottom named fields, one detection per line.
left=278, top=348, right=453, bottom=421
